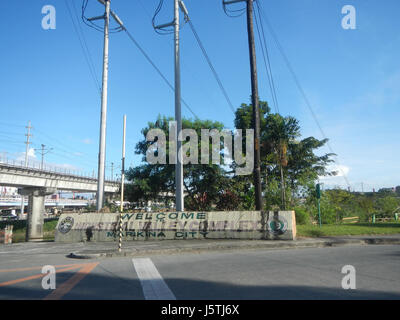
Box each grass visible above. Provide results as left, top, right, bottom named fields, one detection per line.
left=1, top=219, right=58, bottom=243
left=297, top=222, right=400, bottom=237
left=3, top=219, right=400, bottom=242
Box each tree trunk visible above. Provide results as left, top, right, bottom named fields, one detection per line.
left=280, top=165, right=286, bottom=210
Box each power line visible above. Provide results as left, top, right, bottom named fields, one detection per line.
left=32, top=128, right=96, bottom=165
left=81, top=0, right=123, bottom=33
left=0, top=121, right=25, bottom=128
left=257, top=0, right=350, bottom=188
left=222, top=0, right=246, bottom=18
left=137, top=1, right=220, bottom=118
left=254, top=1, right=279, bottom=113
left=64, top=0, right=101, bottom=94
left=122, top=27, right=199, bottom=119
left=187, top=19, right=236, bottom=115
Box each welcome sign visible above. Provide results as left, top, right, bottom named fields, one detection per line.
left=55, top=211, right=296, bottom=242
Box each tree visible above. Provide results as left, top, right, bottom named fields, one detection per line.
left=125, top=115, right=232, bottom=211
left=375, top=196, right=400, bottom=217
left=233, top=101, right=335, bottom=210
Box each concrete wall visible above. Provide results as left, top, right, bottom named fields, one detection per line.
left=55, top=211, right=296, bottom=242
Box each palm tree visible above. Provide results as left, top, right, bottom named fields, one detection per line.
left=262, top=114, right=300, bottom=210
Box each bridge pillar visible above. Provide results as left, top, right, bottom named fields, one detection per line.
left=18, top=187, right=56, bottom=242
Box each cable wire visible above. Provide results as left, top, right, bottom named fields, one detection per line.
left=187, top=19, right=236, bottom=115
left=222, top=0, right=246, bottom=18
left=257, top=0, right=350, bottom=188
left=254, top=1, right=279, bottom=113
left=122, top=27, right=199, bottom=119
left=81, top=0, right=123, bottom=34
left=64, top=0, right=101, bottom=94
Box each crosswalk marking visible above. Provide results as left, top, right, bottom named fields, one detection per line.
left=132, top=258, right=176, bottom=300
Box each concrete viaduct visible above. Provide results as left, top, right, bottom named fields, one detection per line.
left=0, top=163, right=119, bottom=242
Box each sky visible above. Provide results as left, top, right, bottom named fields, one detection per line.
left=0, top=0, right=399, bottom=192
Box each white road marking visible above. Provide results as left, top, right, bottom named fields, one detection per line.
left=132, top=258, right=176, bottom=300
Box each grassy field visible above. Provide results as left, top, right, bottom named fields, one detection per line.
left=297, top=222, right=400, bottom=237
left=1, top=219, right=58, bottom=243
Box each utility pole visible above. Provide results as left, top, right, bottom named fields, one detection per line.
left=24, top=121, right=32, bottom=167
left=118, top=115, right=126, bottom=252
left=36, top=144, right=53, bottom=170
left=20, top=121, right=32, bottom=219
left=120, top=115, right=126, bottom=213
left=89, top=0, right=111, bottom=211
left=154, top=0, right=189, bottom=212
left=246, top=0, right=263, bottom=211
left=110, top=162, right=114, bottom=181
left=174, top=0, right=184, bottom=212
left=224, top=0, right=263, bottom=210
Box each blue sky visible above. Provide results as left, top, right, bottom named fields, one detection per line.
left=0, top=0, right=399, bottom=191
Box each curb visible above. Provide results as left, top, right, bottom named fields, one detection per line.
left=66, top=237, right=400, bottom=259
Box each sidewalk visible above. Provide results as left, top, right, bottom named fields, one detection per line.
left=67, top=234, right=400, bottom=259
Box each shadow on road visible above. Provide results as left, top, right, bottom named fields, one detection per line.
left=1, top=272, right=399, bottom=300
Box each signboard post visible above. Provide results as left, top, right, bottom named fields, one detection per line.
left=316, top=184, right=322, bottom=227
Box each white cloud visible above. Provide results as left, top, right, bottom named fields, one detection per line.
left=15, top=148, right=36, bottom=162
left=319, top=164, right=350, bottom=188
left=82, top=138, right=92, bottom=145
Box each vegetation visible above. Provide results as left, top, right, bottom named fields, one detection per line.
left=297, top=222, right=400, bottom=237
left=1, top=219, right=58, bottom=243
left=122, top=100, right=400, bottom=235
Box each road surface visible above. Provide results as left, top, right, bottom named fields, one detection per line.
left=0, top=243, right=399, bottom=299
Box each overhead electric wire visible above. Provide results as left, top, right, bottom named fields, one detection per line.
left=254, top=1, right=279, bottom=114
left=121, top=27, right=199, bottom=119
left=65, top=0, right=101, bottom=95
left=187, top=19, right=236, bottom=116
left=0, top=122, right=25, bottom=128
left=152, top=0, right=174, bottom=35
left=257, top=0, right=350, bottom=188
left=32, top=128, right=95, bottom=164
left=152, top=0, right=187, bottom=35
left=69, top=0, right=101, bottom=94
left=222, top=1, right=246, bottom=18
left=81, top=0, right=123, bottom=33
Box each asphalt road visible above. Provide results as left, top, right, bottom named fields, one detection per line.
left=0, top=243, right=399, bottom=300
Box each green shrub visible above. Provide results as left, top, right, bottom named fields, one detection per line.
left=294, top=207, right=311, bottom=225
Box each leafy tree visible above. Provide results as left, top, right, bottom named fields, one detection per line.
left=233, top=101, right=335, bottom=210
left=375, top=196, right=400, bottom=217
left=126, top=115, right=232, bottom=211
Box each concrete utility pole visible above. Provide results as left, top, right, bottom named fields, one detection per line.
left=224, top=0, right=263, bottom=210
left=174, top=0, right=184, bottom=212
left=120, top=115, right=126, bottom=212
left=93, top=0, right=111, bottom=211
left=110, top=162, right=114, bottom=181
left=154, top=0, right=188, bottom=211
